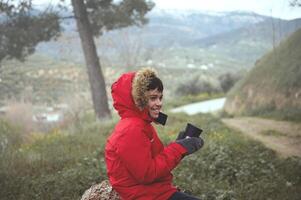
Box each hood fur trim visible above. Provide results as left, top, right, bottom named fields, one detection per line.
left=132, top=68, right=158, bottom=110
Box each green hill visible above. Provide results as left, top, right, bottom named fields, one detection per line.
left=224, top=28, right=301, bottom=121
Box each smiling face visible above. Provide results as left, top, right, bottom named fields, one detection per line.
left=146, top=88, right=163, bottom=119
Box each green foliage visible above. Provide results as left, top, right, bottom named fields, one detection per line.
left=0, top=118, right=23, bottom=153
left=0, top=114, right=115, bottom=199
left=218, top=72, right=243, bottom=93
left=0, top=0, right=154, bottom=63
left=165, top=114, right=301, bottom=200
left=0, top=0, right=61, bottom=62
left=290, top=0, right=301, bottom=7
left=176, top=76, right=222, bottom=96
left=1, top=112, right=301, bottom=199
left=78, top=0, right=154, bottom=36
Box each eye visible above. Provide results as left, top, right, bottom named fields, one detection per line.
left=150, top=96, right=157, bottom=101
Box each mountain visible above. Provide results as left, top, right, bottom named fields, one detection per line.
left=224, top=28, right=301, bottom=121
left=142, top=9, right=268, bottom=47
left=36, top=9, right=270, bottom=63
left=35, top=8, right=301, bottom=75
left=194, top=18, right=301, bottom=64
left=2, top=9, right=301, bottom=107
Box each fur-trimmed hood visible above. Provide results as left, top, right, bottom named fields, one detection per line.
left=132, top=68, right=158, bottom=110
left=111, top=68, right=158, bottom=120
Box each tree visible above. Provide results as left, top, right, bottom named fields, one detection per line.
left=0, top=1, right=61, bottom=105
left=71, top=0, right=111, bottom=120
left=0, top=0, right=154, bottom=120
left=0, top=1, right=61, bottom=62
left=70, top=0, right=153, bottom=119
left=218, top=73, right=242, bottom=93
left=290, top=0, right=301, bottom=7
left=176, top=76, right=222, bottom=96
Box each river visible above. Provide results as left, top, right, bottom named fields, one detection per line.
left=170, top=97, right=226, bottom=115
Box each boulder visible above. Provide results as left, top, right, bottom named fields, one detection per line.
left=81, top=180, right=121, bottom=200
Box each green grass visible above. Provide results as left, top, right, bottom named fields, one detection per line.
left=0, top=112, right=301, bottom=200
left=0, top=116, right=115, bottom=199
left=241, top=106, right=301, bottom=123
left=167, top=114, right=301, bottom=200
left=260, top=130, right=286, bottom=137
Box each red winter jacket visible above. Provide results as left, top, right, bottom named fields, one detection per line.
left=105, top=72, right=187, bottom=200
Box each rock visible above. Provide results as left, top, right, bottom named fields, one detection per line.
left=81, top=180, right=121, bottom=200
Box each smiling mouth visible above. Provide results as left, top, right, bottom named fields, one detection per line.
left=151, top=108, right=160, bottom=114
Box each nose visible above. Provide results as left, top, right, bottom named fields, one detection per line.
left=156, top=98, right=162, bottom=107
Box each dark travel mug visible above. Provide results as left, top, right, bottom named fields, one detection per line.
left=185, top=123, right=203, bottom=137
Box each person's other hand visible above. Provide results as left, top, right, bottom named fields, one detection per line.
left=176, top=137, right=204, bottom=155
left=176, top=131, right=186, bottom=140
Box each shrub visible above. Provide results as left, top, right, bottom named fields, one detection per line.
left=176, top=76, right=222, bottom=96
left=1, top=113, right=301, bottom=199
left=4, top=100, right=35, bottom=135
left=0, top=114, right=116, bottom=199
left=218, top=73, right=242, bottom=93
left=158, top=114, right=301, bottom=200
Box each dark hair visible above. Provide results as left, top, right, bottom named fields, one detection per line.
left=147, top=76, right=163, bottom=92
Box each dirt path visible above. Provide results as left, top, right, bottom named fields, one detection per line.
left=222, top=117, right=301, bottom=158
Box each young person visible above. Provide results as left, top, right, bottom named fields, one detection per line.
left=105, top=68, right=204, bottom=200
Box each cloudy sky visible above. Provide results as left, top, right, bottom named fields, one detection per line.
left=35, top=0, right=301, bottom=19
left=151, top=0, right=300, bottom=19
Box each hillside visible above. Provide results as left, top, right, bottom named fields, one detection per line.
left=194, top=18, right=301, bottom=64
left=35, top=9, right=301, bottom=73
left=36, top=9, right=270, bottom=67
left=224, top=28, right=301, bottom=121
left=2, top=9, right=301, bottom=107
left=0, top=55, right=90, bottom=105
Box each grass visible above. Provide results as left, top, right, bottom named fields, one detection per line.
left=225, top=28, right=301, bottom=122
left=235, top=28, right=301, bottom=91
left=0, top=116, right=114, bottom=199
left=0, top=112, right=301, bottom=200
left=260, top=130, right=286, bottom=137
left=241, top=106, right=301, bottom=123
left=160, top=113, right=301, bottom=200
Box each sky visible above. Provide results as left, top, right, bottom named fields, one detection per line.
left=35, top=0, right=301, bottom=20
left=151, top=0, right=301, bottom=19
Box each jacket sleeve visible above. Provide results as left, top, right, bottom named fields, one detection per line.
left=116, top=125, right=187, bottom=184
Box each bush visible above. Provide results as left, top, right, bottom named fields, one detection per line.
left=1, top=113, right=301, bottom=199
left=218, top=73, right=242, bottom=93
left=0, top=119, right=24, bottom=154
left=158, top=114, right=301, bottom=200
left=4, top=101, right=35, bottom=135
left=0, top=115, right=115, bottom=199
left=176, top=76, right=222, bottom=96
